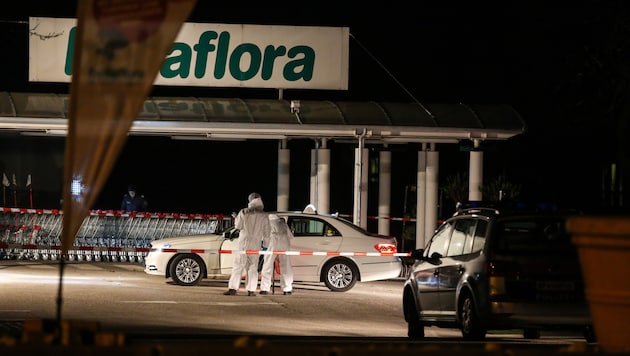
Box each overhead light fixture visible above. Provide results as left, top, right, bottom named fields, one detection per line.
left=290, top=100, right=301, bottom=114
left=290, top=100, right=302, bottom=124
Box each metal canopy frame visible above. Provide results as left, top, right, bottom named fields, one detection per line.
left=0, top=92, right=527, bottom=143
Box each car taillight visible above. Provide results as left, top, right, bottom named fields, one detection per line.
left=374, top=243, right=397, bottom=254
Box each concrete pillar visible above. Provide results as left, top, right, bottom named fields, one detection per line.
left=317, top=139, right=331, bottom=214
left=416, top=147, right=427, bottom=249
left=277, top=140, right=290, bottom=211
left=309, top=141, right=318, bottom=209
left=469, top=140, right=484, bottom=202
left=353, top=145, right=369, bottom=229
left=378, top=150, right=392, bottom=236
left=425, top=148, right=439, bottom=244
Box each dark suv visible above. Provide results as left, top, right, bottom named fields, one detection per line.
left=402, top=205, right=594, bottom=341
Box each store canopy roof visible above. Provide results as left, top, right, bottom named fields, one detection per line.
left=0, top=92, right=526, bottom=144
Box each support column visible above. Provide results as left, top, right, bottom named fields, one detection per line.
left=353, top=130, right=368, bottom=228
left=309, top=140, right=319, bottom=209
left=317, top=139, right=331, bottom=214
left=425, top=148, right=439, bottom=244
left=416, top=143, right=439, bottom=249
left=416, top=147, right=427, bottom=249
left=378, top=150, right=391, bottom=236
left=469, top=139, right=484, bottom=202
left=277, top=139, right=290, bottom=211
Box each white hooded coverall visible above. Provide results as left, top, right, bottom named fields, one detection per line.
left=260, top=214, right=294, bottom=293
left=227, top=196, right=270, bottom=293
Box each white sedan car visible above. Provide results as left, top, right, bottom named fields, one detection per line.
left=144, top=209, right=403, bottom=292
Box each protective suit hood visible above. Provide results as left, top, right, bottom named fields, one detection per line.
left=247, top=197, right=264, bottom=210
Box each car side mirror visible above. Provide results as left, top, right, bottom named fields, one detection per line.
left=224, top=229, right=239, bottom=240
left=427, top=252, right=443, bottom=265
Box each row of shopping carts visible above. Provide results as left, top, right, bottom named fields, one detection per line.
left=0, top=208, right=234, bottom=263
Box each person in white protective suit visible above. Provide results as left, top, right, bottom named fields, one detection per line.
left=224, top=192, right=270, bottom=296
left=259, top=214, right=294, bottom=295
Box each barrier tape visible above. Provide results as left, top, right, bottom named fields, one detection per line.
left=231, top=250, right=410, bottom=257
left=0, top=243, right=411, bottom=257
left=158, top=248, right=410, bottom=257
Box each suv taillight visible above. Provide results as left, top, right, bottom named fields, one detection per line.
left=486, top=261, right=520, bottom=278
left=486, top=261, right=521, bottom=297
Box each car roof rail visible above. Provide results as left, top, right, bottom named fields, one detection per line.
left=453, top=207, right=500, bottom=217
left=453, top=200, right=579, bottom=217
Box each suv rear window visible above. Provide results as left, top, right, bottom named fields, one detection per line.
left=492, top=216, right=572, bottom=255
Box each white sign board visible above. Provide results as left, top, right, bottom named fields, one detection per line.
left=29, top=17, right=349, bottom=90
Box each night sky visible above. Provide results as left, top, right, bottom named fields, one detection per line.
left=1, top=1, right=629, bottom=219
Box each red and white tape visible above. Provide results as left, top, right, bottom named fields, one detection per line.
left=158, top=248, right=410, bottom=257
left=1, top=244, right=411, bottom=257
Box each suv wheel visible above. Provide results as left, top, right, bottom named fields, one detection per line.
left=459, top=294, right=486, bottom=340
left=403, top=289, right=425, bottom=339
left=584, top=326, right=597, bottom=343
left=408, top=318, right=424, bottom=339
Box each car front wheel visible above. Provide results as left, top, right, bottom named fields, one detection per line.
left=323, top=258, right=357, bottom=292
left=170, top=254, right=205, bottom=286
left=403, top=288, right=425, bottom=339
